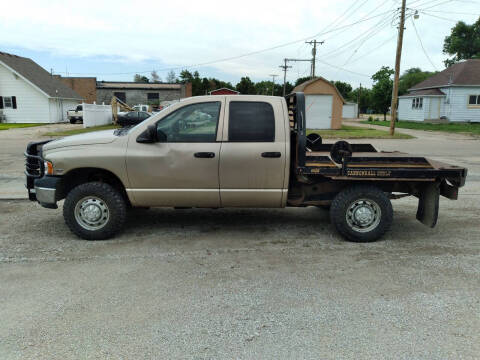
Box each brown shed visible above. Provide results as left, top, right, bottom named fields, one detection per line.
left=292, top=77, right=345, bottom=129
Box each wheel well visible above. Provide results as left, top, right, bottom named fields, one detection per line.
left=59, top=168, right=130, bottom=205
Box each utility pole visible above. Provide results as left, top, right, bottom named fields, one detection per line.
left=269, top=74, right=278, bottom=96
left=358, top=83, right=362, bottom=117
left=280, top=58, right=311, bottom=95
left=280, top=59, right=292, bottom=96
left=390, top=0, right=407, bottom=136
left=305, top=40, right=324, bottom=78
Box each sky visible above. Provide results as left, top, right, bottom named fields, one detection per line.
left=1, top=0, right=479, bottom=88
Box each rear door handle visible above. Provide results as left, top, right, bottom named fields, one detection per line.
left=261, top=152, right=281, bottom=158
left=194, top=152, right=215, bottom=158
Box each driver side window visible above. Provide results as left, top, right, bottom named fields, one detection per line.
left=156, top=102, right=221, bottom=142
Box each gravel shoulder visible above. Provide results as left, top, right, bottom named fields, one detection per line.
left=1, top=197, right=479, bottom=359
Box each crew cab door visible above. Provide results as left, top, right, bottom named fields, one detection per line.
left=126, top=99, right=224, bottom=207
left=219, top=97, right=288, bottom=207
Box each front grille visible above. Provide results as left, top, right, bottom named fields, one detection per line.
left=24, top=140, right=50, bottom=185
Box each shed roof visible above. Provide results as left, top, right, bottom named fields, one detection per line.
left=96, top=81, right=182, bottom=90
left=0, top=51, right=82, bottom=100
left=410, top=59, right=480, bottom=90
left=292, top=77, right=346, bottom=103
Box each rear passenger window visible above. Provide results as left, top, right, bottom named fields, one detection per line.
left=228, top=102, right=275, bottom=142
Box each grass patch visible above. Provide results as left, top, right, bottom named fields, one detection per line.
left=0, top=123, right=47, bottom=131
left=361, top=120, right=480, bottom=135
left=309, top=125, right=413, bottom=139
left=44, top=124, right=119, bottom=136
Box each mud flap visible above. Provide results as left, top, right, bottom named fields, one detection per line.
left=416, top=182, right=440, bottom=228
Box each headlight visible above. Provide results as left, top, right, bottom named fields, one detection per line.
left=44, top=160, right=54, bottom=175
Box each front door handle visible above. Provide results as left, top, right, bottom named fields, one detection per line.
left=261, top=152, right=281, bottom=158
left=194, top=152, right=215, bottom=158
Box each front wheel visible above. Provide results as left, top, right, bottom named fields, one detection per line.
left=330, top=185, right=393, bottom=242
left=63, top=182, right=127, bottom=240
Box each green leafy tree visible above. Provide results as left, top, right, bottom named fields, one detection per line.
left=294, top=76, right=313, bottom=87
left=398, top=68, right=436, bottom=95
left=236, top=76, right=256, bottom=94
left=371, top=66, right=394, bottom=121
left=443, top=17, right=480, bottom=67
left=350, top=87, right=371, bottom=114
left=134, top=74, right=149, bottom=83
left=331, top=81, right=353, bottom=100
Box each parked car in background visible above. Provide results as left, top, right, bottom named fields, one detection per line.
left=133, top=104, right=149, bottom=112
left=67, top=105, right=83, bottom=124
left=117, top=111, right=151, bottom=126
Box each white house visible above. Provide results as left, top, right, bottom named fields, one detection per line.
left=398, top=59, right=480, bottom=123
left=0, top=51, right=82, bottom=123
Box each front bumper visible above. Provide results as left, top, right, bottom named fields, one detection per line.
left=33, top=176, right=62, bottom=208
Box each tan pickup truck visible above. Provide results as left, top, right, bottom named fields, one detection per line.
left=25, top=93, right=467, bottom=242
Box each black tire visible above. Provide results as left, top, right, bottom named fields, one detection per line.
left=63, top=182, right=127, bottom=240
left=69, top=118, right=76, bottom=124
left=330, top=185, right=393, bottom=242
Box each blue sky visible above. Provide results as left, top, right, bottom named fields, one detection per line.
left=1, top=0, right=479, bottom=88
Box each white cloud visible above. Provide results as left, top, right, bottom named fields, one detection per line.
left=1, top=0, right=479, bottom=86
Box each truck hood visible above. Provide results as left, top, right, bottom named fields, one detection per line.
left=43, top=130, right=117, bottom=151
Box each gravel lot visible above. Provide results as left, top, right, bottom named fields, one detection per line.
left=0, top=125, right=479, bottom=359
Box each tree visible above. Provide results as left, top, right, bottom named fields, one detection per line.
left=134, top=74, right=149, bottom=83
left=443, top=17, right=480, bottom=67
left=295, top=76, right=312, bottom=87
left=350, top=87, right=371, bottom=114
left=236, top=76, right=256, bottom=94
left=332, top=81, right=353, bottom=100
left=371, top=66, right=394, bottom=121
left=150, top=70, right=161, bottom=83
left=398, top=68, right=435, bottom=95
left=166, top=70, right=177, bottom=83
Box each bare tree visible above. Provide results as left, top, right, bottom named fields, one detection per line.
left=150, top=70, right=161, bottom=83
left=166, top=70, right=177, bottom=83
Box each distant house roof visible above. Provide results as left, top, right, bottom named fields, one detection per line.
left=209, top=87, right=239, bottom=95
left=410, top=59, right=480, bottom=90
left=0, top=51, right=82, bottom=100
left=96, top=81, right=182, bottom=90
left=400, top=88, right=446, bottom=97
left=292, top=76, right=346, bottom=104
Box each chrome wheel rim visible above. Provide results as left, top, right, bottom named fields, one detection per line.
left=346, top=198, right=381, bottom=233
left=74, top=196, right=110, bottom=231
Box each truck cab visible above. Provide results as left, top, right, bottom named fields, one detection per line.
left=25, top=93, right=467, bottom=242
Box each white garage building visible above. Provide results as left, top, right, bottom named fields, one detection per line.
left=0, top=51, right=82, bottom=123
left=292, top=77, right=345, bottom=129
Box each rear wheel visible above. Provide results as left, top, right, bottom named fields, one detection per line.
left=63, top=182, right=127, bottom=240
left=330, top=185, right=393, bottom=242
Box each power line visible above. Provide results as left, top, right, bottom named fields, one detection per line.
left=315, top=59, right=371, bottom=77
left=410, top=17, right=439, bottom=70
left=57, top=10, right=396, bottom=76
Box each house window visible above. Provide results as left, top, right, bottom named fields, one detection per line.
left=468, top=95, right=480, bottom=106
left=113, top=92, right=126, bottom=103
left=147, top=93, right=159, bottom=100
left=0, top=96, right=17, bottom=109
left=411, top=97, right=423, bottom=109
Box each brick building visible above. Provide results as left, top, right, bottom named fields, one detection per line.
left=56, top=76, right=97, bottom=103
left=96, top=81, right=192, bottom=106
left=57, top=77, right=192, bottom=105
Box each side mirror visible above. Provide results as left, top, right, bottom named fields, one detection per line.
left=136, top=124, right=158, bottom=143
